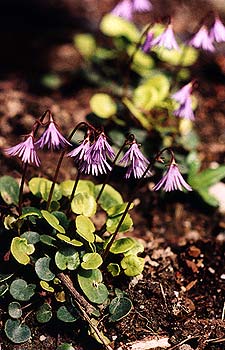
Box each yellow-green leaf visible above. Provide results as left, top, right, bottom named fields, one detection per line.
left=10, top=237, right=35, bottom=265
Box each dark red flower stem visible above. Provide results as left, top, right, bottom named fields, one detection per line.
left=96, top=134, right=135, bottom=203
left=46, top=122, right=95, bottom=211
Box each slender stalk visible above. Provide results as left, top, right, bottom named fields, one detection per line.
left=18, top=162, right=28, bottom=216
left=96, top=138, right=129, bottom=203
left=102, top=147, right=174, bottom=260
left=69, top=171, right=81, bottom=204
left=46, top=122, right=91, bottom=210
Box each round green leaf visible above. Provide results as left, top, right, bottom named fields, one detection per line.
left=20, top=231, right=40, bottom=244
left=0, top=176, right=19, bottom=205
left=74, top=33, right=96, bottom=58
left=121, top=255, right=145, bottom=276
left=36, top=303, right=52, bottom=323
left=110, top=237, right=135, bottom=254
left=95, top=184, right=123, bottom=212
left=107, top=263, right=120, bottom=277
left=71, top=192, right=97, bottom=217
left=41, top=210, right=65, bottom=234
left=10, top=237, right=35, bottom=265
left=109, top=296, right=133, bottom=322
left=133, top=85, right=158, bottom=111
left=81, top=253, right=103, bottom=270
left=154, top=44, right=198, bottom=67
left=5, top=319, right=31, bottom=343
left=8, top=302, right=22, bottom=319
left=60, top=179, right=95, bottom=197
left=76, top=215, right=95, bottom=243
left=100, top=14, right=140, bottom=42
left=57, top=305, right=79, bottom=323
left=106, top=213, right=133, bottom=233
left=78, top=269, right=109, bottom=304
left=55, top=247, right=80, bottom=271
left=128, top=46, right=154, bottom=76
left=35, top=257, right=55, bottom=281
left=10, top=279, right=35, bottom=301
left=90, top=93, right=117, bottom=119
left=107, top=202, right=134, bottom=217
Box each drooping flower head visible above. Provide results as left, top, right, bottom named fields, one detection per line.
left=142, top=31, right=154, bottom=53
left=67, top=131, right=114, bottom=176
left=153, top=161, right=192, bottom=192
left=173, top=99, right=195, bottom=121
left=5, top=132, right=40, bottom=166
left=210, top=17, right=225, bottom=43
left=189, top=25, right=215, bottom=52
left=35, top=115, right=71, bottom=150
left=119, top=139, right=151, bottom=179
left=152, top=24, right=179, bottom=50
left=111, top=0, right=152, bottom=21
left=172, top=81, right=195, bottom=120
left=111, top=0, right=133, bottom=21
left=133, top=0, right=152, bottom=12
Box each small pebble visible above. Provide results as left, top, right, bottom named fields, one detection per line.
left=208, top=267, right=215, bottom=274
left=39, top=335, right=46, bottom=342
left=220, top=274, right=225, bottom=280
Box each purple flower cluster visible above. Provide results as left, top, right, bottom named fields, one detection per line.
left=5, top=116, right=71, bottom=166
left=189, top=16, right=225, bottom=52
left=67, top=132, right=115, bottom=176
left=111, top=0, right=152, bottom=21
left=172, top=82, right=195, bottom=120
left=142, top=25, right=179, bottom=52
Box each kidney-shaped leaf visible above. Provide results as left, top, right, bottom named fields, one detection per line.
left=121, top=255, right=145, bottom=276
left=78, top=269, right=109, bottom=304
left=55, top=247, right=80, bottom=271
left=10, top=237, right=35, bottom=265
left=81, top=253, right=103, bottom=270
left=29, top=177, right=62, bottom=202
left=106, top=213, right=133, bottom=233
left=5, top=319, right=31, bottom=344
left=8, top=302, right=22, bottom=319
left=35, top=257, right=55, bottom=281
left=107, top=263, right=120, bottom=277
left=100, top=14, right=140, bottom=42
left=109, top=296, right=133, bottom=322
left=10, top=279, right=35, bottom=301
left=71, top=192, right=97, bottom=217
left=36, top=303, right=53, bottom=323
left=57, top=305, right=79, bottom=323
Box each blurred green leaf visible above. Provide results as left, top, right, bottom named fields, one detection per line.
left=74, top=33, right=96, bottom=58
left=100, top=14, right=140, bottom=42
left=0, top=176, right=19, bottom=205
left=123, top=98, right=152, bottom=130
left=41, top=73, right=62, bottom=90
left=90, top=93, right=117, bottom=119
